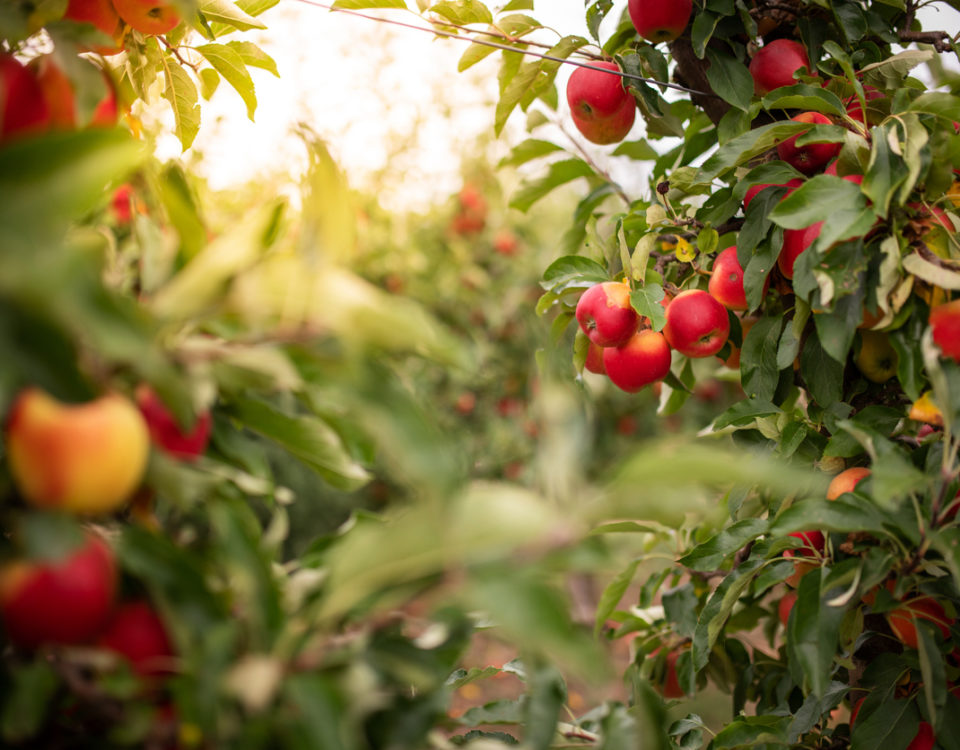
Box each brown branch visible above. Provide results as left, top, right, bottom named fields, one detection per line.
left=898, top=29, right=954, bottom=52
left=669, top=35, right=731, bottom=125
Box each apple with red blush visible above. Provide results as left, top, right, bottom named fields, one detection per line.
left=566, top=62, right=636, bottom=145
left=602, top=329, right=671, bottom=392
left=576, top=281, right=640, bottom=347
left=749, top=40, right=813, bottom=95
left=663, top=289, right=730, bottom=358
left=709, top=246, right=769, bottom=311
left=777, top=112, right=841, bottom=175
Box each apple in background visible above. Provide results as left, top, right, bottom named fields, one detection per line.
left=749, top=39, right=813, bottom=95
left=648, top=647, right=686, bottom=698
left=6, top=388, right=150, bottom=514
left=850, top=697, right=935, bottom=750
left=930, top=299, right=960, bottom=361
left=844, top=85, right=884, bottom=126
left=722, top=317, right=757, bottom=370
left=743, top=178, right=803, bottom=211
left=454, top=392, right=476, bottom=415
left=112, top=0, right=181, bottom=35
left=0, top=533, right=116, bottom=649
left=136, top=385, right=212, bottom=462
left=584, top=340, right=606, bottom=375
left=777, top=112, right=841, bottom=175
left=64, top=0, right=123, bottom=54
left=886, top=594, right=954, bottom=649
left=826, top=466, right=870, bottom=500
left=493, top=230, right=519, bottom=256
left=783, top=530, right=825, bottom=587
left=778, top=221, right=822, bottom=280
left=709, top=246, right=769, bottom=311
left=111, top=183, right=137, bottom=225
left=576, top=281, right=640, bottom=347
left=566, top=62, right=636, bottom=145
left=98, top=600, right=175, bottom=678
left=628, top=0, right=692, bottom=43
left=854, top=330, right=898, bottom=383
left=0, top=54, right=51, bottom=142
left=663, top=289, right=730, bottom=358
left=778, top=590, right=798, bottom=627
left=603, top=329, right=671, bottom=392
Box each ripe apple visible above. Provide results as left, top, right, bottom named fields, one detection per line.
left=6, top=388, right=150, bottom=514
left=0, top=53, right=51, bottom=142
left=64, top=0, right=123, bottom=54
left=28, top=56, right=76, bottom=129
left=112, top=0, right=181, bottom=34
left=930, top=299, right=960, bottom=362
left=454, top=392, right=476, bottom=415
left=584, top=340, right=606, bottom=375
left=98, top=600, right=174, bottom=677
left=566, top=62, right=636, bottom=145
left=136, top=385, right=212, bottom=461
left=854, top=330, right=898, bottom=383
left=783, top=530, right=825, bottom=587
left=887, top=595, right=954, bottom=649
left=778, top=589, right=798, bottom=627
left=493, top=230, right=519, bottom=256
left=749, top=39, right=813, bottom=95
left=627, top=0, right=692, bottom=43
left=648, top=646, right=686, bottom=699
left=743, top=178, right=803, bottom=211
left=663, top=289, right=730, bottom=358
left=844, top=85, right=884, bottom=126
left=777, top=112, right=841, bottom=175
left=709, top=246, right=769, bottom=311
left=826, top=467, right=870, bottom=500
left=778, top=221, right=823, bottom=280
left=576, top=281, right=640, bottom=347
left=602, top=329, right=671, bottom=392
left=0, top=533, right=116, bottom=649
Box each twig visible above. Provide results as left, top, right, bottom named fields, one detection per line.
left=288, top=0, right=714, bottom=97
left=898, top=30, right=954, bottom=53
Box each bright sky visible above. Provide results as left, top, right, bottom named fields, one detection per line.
left=154, top=1, right=960, bottom=211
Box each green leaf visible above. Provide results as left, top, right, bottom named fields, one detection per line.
left=691, top=11, right=720, bottom=57
left=630, top=284, right=667, bottom=331
left=907, top=91, right=960, bottom=122
left=863, top=121, right=909, bottom=217
left=199, top=67, right=220, bottom=99
left=510, top=159, right=594, bottom=212
left=697, top=122, right=809, bottom=183
left=229, top=397, right=371, bottom=490
left=540, top=255, right=609, bottom=292
left=498, top=138, right=563, bottom=168
left=679, top=519, right=768, bottom=572
left=595, top=559, right=640, bottom=637
left=585, top=0, right=613, bottom=40
left=800, top=329, right=844, bottom=406
left=161, top=55, right=201, bottom=151
left=1, top=662, right=58, bottom=743
left=195, top=43, right=257, bottom=119
left=712, top=715, right=792, bottom=748
left=428, top=0, right=493, bottom=25
left=198, top=0, right=267, bottom=29
left=523, top=664, right=566, bottom=750
left=224, top=40, right=279, bottom=76
left=769, top=498, right=888, bottom=537
left=501, top=0, right=533, bottom=9
left=458, top=39, right=498, bottom=71
left=692, top=557, right=765, bottom=670
left=762, top=83, right=845, bottom=116
left=741, top=316, right=783, bottom=401
left=769, top=175, right=876, bottom=249
left=612, top=140, right=659, bottom=161
left=712, top=398, right=781, bottom=430
left=704, top=48, right=753, bottom=112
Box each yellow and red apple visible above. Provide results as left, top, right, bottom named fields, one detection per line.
left=602, top=329, right=671, bottom=392
left=930, top=299, right=960, bottom=361
left=826, top=467, right=870, bottom=500
left=6, top=388, right=150, bottom=515
left=576, top=281, right=640, bottom=347
left=112, top=0, right=180, bottom=35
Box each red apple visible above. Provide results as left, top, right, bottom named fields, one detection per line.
left=584, top=340, right=606, bottom=375
left=493, top=230, right=519, bottom=256
left=98, top=600, right=174, bottom=678
left=907, top=722, right=935, bottom=750
left=0, top=533, right=116, bottom=649
left=628, top=0, right=692, bottom=43
left=826, top=467, right=870, bottom=500
left=28, top=56, right=76, bottom=129
left=566, top=62, right=636, bottom=145
left=663, top=289, right=730, bottom=358
left=454, top=392, right=476, bottom=415
left=709, top=246, right=769, bottom=311
left=930, top=300, right=960, bottom=362
left=777, top=112, right=841, bottom=175
left=778, top=590, right=798, bottom=627
left=887, top=595, right=954, bottom=649
left=783, top=530, right=825, bottom=587
left=778, top=221, right=823, bottom=280
left=0, top=53, right=51, bottom=142
left=648, top=646, right=686, bottom=698
left=602, top=329, right=671, bottom=392
left=112, top=0, right=180, bottom=35
left=749, top=39, right=813, bottom=95
left=64, top=0, right=123, bottom=54
left=576, top=281, right=640, bottom=347
left=135, top=385, right=212, bottom=462
left=743, top=178, right=803, bottom=210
